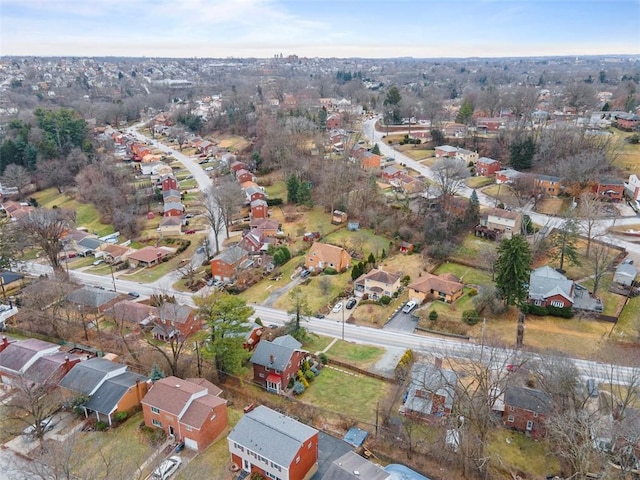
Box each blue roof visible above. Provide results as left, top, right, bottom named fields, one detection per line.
left=384, top=464, right=432, bottom=480
left=343, top=427, right=368, bottom=447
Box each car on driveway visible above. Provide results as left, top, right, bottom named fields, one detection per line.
left=345, top=298, right=357, bottom=309
left=300, top=269, right=311, bottom=279
left=151, top=456, right=182, bottom=480
left=402, top=301, right=417, bottom=314
left=23, top=415, right=58, bottom=441
left=204, top=166, right=214, bottom=172
left=332, top=302, right=343, bottom=313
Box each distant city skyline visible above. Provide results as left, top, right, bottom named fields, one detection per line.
left=1, top=0, right=639, bottom=58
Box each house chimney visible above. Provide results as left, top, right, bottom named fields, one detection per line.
left=434, top=357, right=443, bottom=369
left=269, top=354, right=274, bottom=364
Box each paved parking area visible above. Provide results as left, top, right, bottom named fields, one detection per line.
left=383, top=309, right=418, bottom=333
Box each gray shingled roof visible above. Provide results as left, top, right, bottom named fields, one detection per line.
left=84, top=371, right=147, bottom=416
left=404, top=363, right=457, bottom=416
left=228, top=406, right=317, bottom=467
left=66, top=287, right=120, bottom=309
left=78, top=237, right=103, bottom=251
left=59, top=357, right=127, bottom=395
left=250, top=338, right=304, bottom=371
left=271, top=334, right=302, bottom=350
left=0, top=339, right=59, bottom=373
left=529, top=266, right=573, bottom=302
left=321, top=451, right=390, bottom=480
left=504, top=386, right=551, bottom=414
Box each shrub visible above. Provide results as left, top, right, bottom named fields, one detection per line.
left=267, top=198, right=283, bottom=206
left=310, top=366, right=320, bottom=376
left=401, top=275, right=411, bottom=285
left=297, top=370, right=309, bottom=388
left=292, top=381, right=306, bottom=395
left=96, top=421, right=109, bottom=431
left=395, top=349, right=415, bottom=381
left=318, top=352, right=328, bottom=365
left=429, top=310, right=438, bottom=321
left=113, top=411, right=128, bottom=423
left=304, top=370, right=315, bottom=382
left=468, top=288, right=478, bottom=297
left=462, top=309, right=481, bottom=325
left=323, top=267, right=337, bottom=275
left=380, top=295, right=391, bottom=305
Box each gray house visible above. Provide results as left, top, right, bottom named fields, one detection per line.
left=401, top=362, right=457, bottom=418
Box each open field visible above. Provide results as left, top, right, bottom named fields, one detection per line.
left=481, top=184, right=518, bottom=206
left=324, top=228, right=390, bottom=260
left=325, top=339, right=385, bottom=368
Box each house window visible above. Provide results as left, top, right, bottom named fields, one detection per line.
left=533, top=412, right=538, bottom=418
left=152, top=419, right=162, bottom=427
left=308, top=441, right=312, bottom=449
left=150, top=406, right=160, bottom=414
left=526, top=420, right=533, bottom=431
left=507, top=415, right=514, bottom=423
left=550, top=300, right=564, bottom=308
left=185, top=425, right=192, bottom=431
left=534, top=300, right=542, bottom=306
left=259, top=373, right=264, bottom=378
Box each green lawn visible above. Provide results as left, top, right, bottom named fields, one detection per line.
left=302, top=334, right=334, bottom=354
left=32, top=188, right=114, bottom=236
left=273, top=271, right=351, bottom=313
left=325, top=340, right=385, bottom=368
left=299, top=367, right=391, bottom=424
left=434, top=262, right=493, bottom=286
left=466, top=176, right=494, bottom=189
left=238, top=260, right=300, bottom=305
left=487, top=429, right=558, bottom=479
left=324, top=228, right=390, bottom=260
left=451, top=234, right=497, bottom=265
left=613, top=296, right=640, bottom=339
left=263, top=180, right=287, bottom=200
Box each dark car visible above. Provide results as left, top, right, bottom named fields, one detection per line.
left=128, top=291, right=141, bottom=298
left=300, top=269, right=311, bottom=279
left=345, top=298, right=357, bottom=309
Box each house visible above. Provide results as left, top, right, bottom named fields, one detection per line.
left=105, top=300, right=158, bottom=328
left=475, top=208, right=523, bottom=240
left=476, top=157, right=502, bottom=176
left=615, top=113, right=640, bottom=130
left=393, top=174, right=425, bottom=195
left=159, top=216, right=183, bottom=235
left=230, top=160, right=248, bottom=173
left=239, top=231, right=264, bottom=253
left=326, top=113, right=342, bottom=130
left=161, top=174, right=178, bottom=191
left=236, top=169, right=255, bottom=184
left=244, top=185, right=267, bottom=203
left=534, top=174, right=564, bottom=196
left=127, top=246, right=174, bottom=268
left=435, top=145, right=459, bottom=158
left=399, top=241, right=414, bottom=254
left=0, top=338, right=61, bottom=385
left=228, top=405, right=319, bottom=480
left=456, top=148, right=478, bottom=164
left=142, top=376, right=228, bottom=452
left=624, top=174, right=640, bottom=202
left=408, top=273, right=464, bottom=304
left=162, top=189, right=182, bottom=204
left=528, top=266, right=574, bottom=308
left=243, top=324, right=266, bottom=351
left=475, top=117, right=507, bottom=132
left=595, top=178, right=625, bottom=203
left=322, top=451, right=390, bottom=480
left=251, top=219, right=282, bottom=238
left=382, top=165, right=404, bottom=182
left=250, top=335, right=306, bottom=394
left=59, top=357, right=149, bottom=426
left=99, top=244, right=133, bottom=264
left=0, top=302, right=18, bottom=330
left=400, top=362, right=457, bottom=419
left=152, top=303, right=199, bottom=341
left=614, top=262, right=637, bottom=287
left=66, top=286, right=121, bottom=314
left=304, top=242, right=351, bottom=273
left=331, top=210, right=348, bottom=225
left=495, top=168, right=523, bottom=185
left=503, top=386, right=551, bottom=439
left=354, top=269, right=402, bottom=300
left=250, top=199, right=269, bottom=220
left=163, top=201, right=185, bottom=217
left=359, top=151, right=382, bottom=170
left=210, top=245, right=249, bottom=282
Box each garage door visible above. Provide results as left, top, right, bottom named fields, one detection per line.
left=184, top=438, right=198, bottom=451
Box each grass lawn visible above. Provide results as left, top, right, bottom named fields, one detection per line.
left=450, top=233, right=497, bottom=266
left=273, top=271, right=352, bottom=313
left=612, top=295, right=640, bottom=340
left=353, top=295, right=406, bottom=327
left=218, top=135, right=251, bottom=152
left=325, top=340, right=385, bottom=368
left=262, top=179, right=287, bottom=200
left=579, top=276, right=626, bottom=316
left=238, top=260, right=300, bottom=305
left=0, top=404, right=29, bottom=443
left=324, top=228, right=390, bottom=260
left=180, top=179, right=198, bottom=190
left=400, top=148, right=434, bottom=161
left=611, top=129, right=640, bottom=174
left=175, top=408, right=243, bottom=480
left=71, top=412, right=156, bottom=480
left=536, top=197, right=572, bottom=216
left=299, top=367, right=391, bottom=424
left=32, top=188, right=114, bottom=236
left=302, top=334, right=334, bottom=354
left=487, top=429, right=558, bottom=479
left=434, top=262, right=493, bottom=286
left=482, top=184, right=518, bottom=206
left=466, top=176, right=494, bottom=189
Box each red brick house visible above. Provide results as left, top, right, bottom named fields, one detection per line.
left=151, top=303, right=201, bottom=342
left=161, top=174, right=178, bottom=191
left=401, top=362, right=457, bottom=419
left=142, top=376, right=228, bottom=452
left=250, top=335, right=306, bottom=394
left=503, top=386, right=551, bottom=439
left=495, top=168, right=524, bottom=184
left=244, top=185, right=267, bottom=203
left=230, top=160, right=248, bottom=173
left=236, top=169, right=255, bottom=184
left=528, top=266, right=574, bottom=308
left=615, top=113, right=640, bottom=131
left=475, top=117, right=507, bottom=132
left=326, top=113, right=342, bottom=129
left=595, top=178, right=625, bottom=202
left=250, top=199, right=269, bottom=220
left=435, top=145, right=459, bottom=157
left=476, top=157, right=502, bottom=176
left=535, top=174, right=564, bottom=196
left=210, top=245, right=249, bottom=282
left=163, top=202, right=185, bottom=217
left=127, top=246, right=174, bottom=268
left=228, top=405, right=319, bottom=480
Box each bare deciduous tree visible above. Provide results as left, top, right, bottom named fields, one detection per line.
left=431, top=157, right=470, bottom=209
left=1, top=163, right=31, bottom=198
left=19, top=207, right=74, bottom=273
left=203, top=185, right=226, bottom=255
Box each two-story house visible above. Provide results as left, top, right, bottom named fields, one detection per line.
left=142, top=376, right=228, bottom=452
left=250, top=335, right=307, bottom=394
left=503, top=386, right=551, bottom=439
left=476, top=157, right=502, bottom=177
left=354, top=269, right=402, bottom=300
left=228, top=405, right=319, bottom=480
left=210, top=245, right=250, bottom=282
left=151, top=303, right=200, bottom=342
left=595, top=178, right=625, bottom=203
left=475, top=208, right=523, bottom=240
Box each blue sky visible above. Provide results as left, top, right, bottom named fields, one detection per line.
left=1, top=0, right=638, bottom=58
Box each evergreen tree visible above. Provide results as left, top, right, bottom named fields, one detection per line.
left=551, top=218, right=581, bottom=272
left=371, top=143, right=381, bottom=155
left=509, top=136, right=536, bottom=170
left=494, top=235, right=532, bottom=306
left=467, top=189, right=480, bottom=224
left=286, top=174, right=300, bottom=204
left=149, top=364, right=166, bottom=381
left=456, top=98, right=475, bottom=124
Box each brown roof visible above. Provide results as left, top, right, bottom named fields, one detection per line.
left=485, top=207, right=521, bottom=221
left=106, top=300, right=158, bottom=324
left=186, top=378, right=223, bottom=397
left=358, top=268, right=401, bottom=286
left=180, top=395, right=226, bottom=428
left=128, top=246, right=172, bottom=263
left=409, top=273, right=464, bottom=296
left=102, top=244, right=130, bottom=257
left=306, top=242, right=350, bottom=268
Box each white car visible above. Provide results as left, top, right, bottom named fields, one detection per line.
left=204, top=166, right=214, bottom=172
left=402, top=301, right=417, bottom=314
left=332, top=302, right=343, bottom=313
left=151, top=456, right=182, bottom=480
left=23, top=415, right=58, bottom=441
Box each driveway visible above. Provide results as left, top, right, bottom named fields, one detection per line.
left=383, top=308, right=418, bottom=333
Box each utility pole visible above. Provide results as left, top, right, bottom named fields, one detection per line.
left=341, top=301, right=345, bottom=341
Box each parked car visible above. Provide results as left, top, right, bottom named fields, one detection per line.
left=184, top=229, right=196, bottom=234
left=184, top=213, right=195, bottom=219
left=204, top=166, right=214, bottom=172
left=151, top=456, right=182, bottom=480
left=345, top=298, right=357, bottom=309
left=402, top=301, right=417, bottom=314
left=92, top=259, right=104, bottom=266
left=332, top=302, right=343, bottom=313
left=128, top=291, right=141, bottom=298
left=300, top=269, right=311, bottom=279
left=23, top=415, right=58, bottom=441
